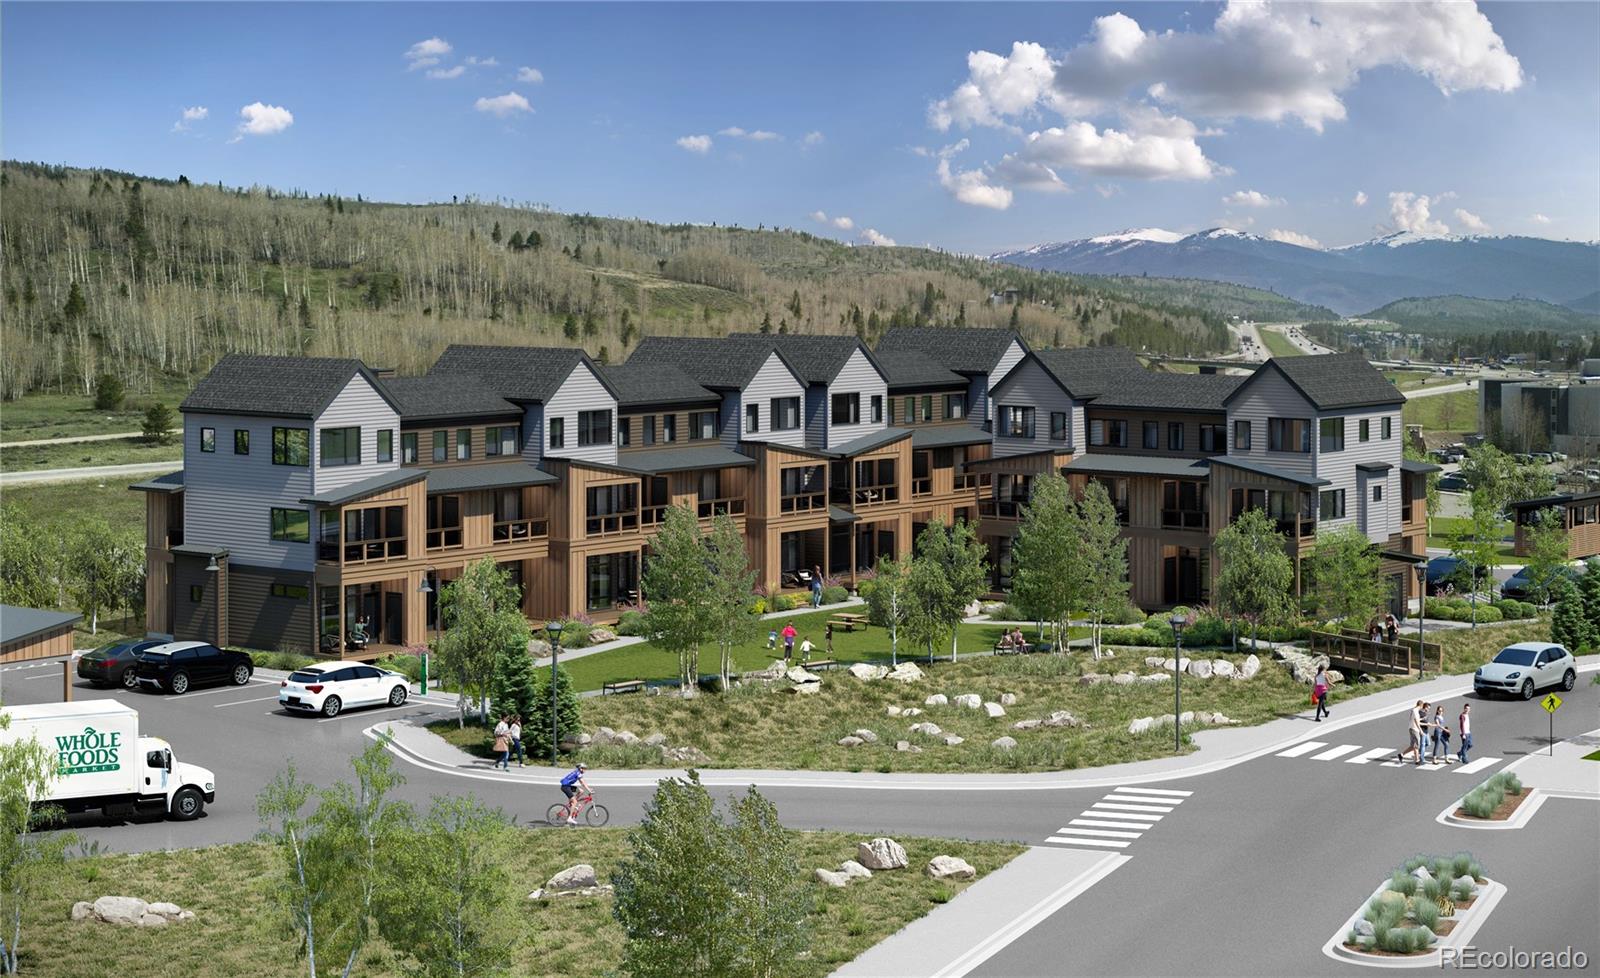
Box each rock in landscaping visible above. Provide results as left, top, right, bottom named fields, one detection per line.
left=814, top=868, right=850, bottom=888
left=1239, top=654, right=1261, bottom=680
left=925, top=694, right=949, bottom=707
left=561, top=732, right=593, bottom=749
left=1353, top=919, right=1375, bottom=938
left=983, top=701, right=1006, bottom=718
left=1044, top=710, right=1081, bottom=728
left=1210, top=713, right=1238, bottom=725
left=895, top=740, right=922, bottom=753
left=887, top=662, right=925, bottom=683
left=1211, top=659, right=1235, bottom=679
left=1128, top=716, right=1154, bottom=735
left=1187, top=659, right=1213, bottom=679
left=1162, top=657, right=1191, bottom=673
left=1144, top=656, right=1165, bottom=668
left=642, top=732, right=667, bottom=748
left=1111, top=672, right=1137, bottom=685
left=787, top=666, right=822, bottom=684
left=746, top=660, right=787, bottom=681
left=589, top=627, right=619, bottom=644
left=138, top=913, right=168, bottom=929
left=70, top=902, right=94, bottom=922
left=1012, top=719, right=1042, bottom=731
left=660, top=745, right=711, bottom=765
left=901, top=707, right=923, bottom=717
left=613, top=730, right=640, bottom=745
left=857, top=838, right=909, bottom=870
left=1195, top=711, right=1214, bottom=724
left=853, top=729, right=880, bottom=743
left=909, top=722, right=943, bottom=737
left=1412, top=866, right=1432, bottom=881
left=991, top=736, right=1018, bottom=751
left=1154, top=713, right=1176, bottom=727
left=76, top=896, right=195, bottom=927
left=925, top=855, right=976, bottom=880
left=791, top=682, right=821, bottom=695
left=91, top=896, right=148, bottom=926
left=954, top=693, right=982, bottom=710
left=148, top=902, right=182, bottom=917
left=942, top=734, right=966, bottom=746
left=849, top=663, right=889, bottom=681
left=837, top=736, right=865, bottom=748
left=839, top=860, right=873, bottom=879
left=1275, top=649, right=1331, bottom=685
left=1078, top=673, right=1108, bottom=686
left=591, top=727, right=618, bottom=745
left=1179, top=711, right=1194, bottom=725
left=529, top=638, right=553, bottom=658
left=1452, top=875, right=1477, bottom=895
left=1326, top=668, right=1344, bottom=685
left=1000, top=692, right=1018, bottom=706
left=1138, top=673, right=1171, bottom=683
left=546, top=864, right=599, bottom=891
left=886, top=705, right=902, bottom=717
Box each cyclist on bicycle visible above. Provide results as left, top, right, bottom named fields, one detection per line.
left=559, top=763, right=590, bottom=825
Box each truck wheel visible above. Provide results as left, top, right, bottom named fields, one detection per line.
left=120, top=667, right=139, bottom=690
left=170, top=787, right=204, bottom=820
left=321, top=696, right=342, bottom=718
left=388, top=684, right=408, bottom=706
left=231, top=664, right=252, bottom=686
left=169, top=672, right=190, bottom=695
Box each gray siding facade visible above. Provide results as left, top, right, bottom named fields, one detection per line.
left=735, top=352, right=807, bottom=449
left=988, top=357, right=1079, bottom=458
left=313, top=374, right=400, bottom=493
left=182, top=411, right=315, bottom=571
left=542, top=362, right=619, bottom=466
left=1224, top=369, right=1318, bottom=480
left=1313, top=404, right=1403, bottom=541
left=976, top=338, right=1027, bottom=430
left=820, top=348, right=889, bottom=449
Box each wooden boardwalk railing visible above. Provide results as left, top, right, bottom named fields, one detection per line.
left=1310, top=630, right=1442, bottom=677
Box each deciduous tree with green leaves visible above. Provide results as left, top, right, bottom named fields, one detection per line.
left=1459, top=444, right=1555, bottom=514
left=64, top=516, right=141, bottom=634
left=1213, top=508, right=1296, bottom=652
left=1520, top=506, right=1571, bottom=607
left=906, top=520, right=988, bottom=662
left=1448, top=490, right=1504, bottom=625
left=0, top=708, right=72, bottom=977
left=435, top=558, right=531, bottom=725
left=705, top=514, right=758, bottom=690
left=256, top=763, right=332, bottom=978
left=1077, top=480, right=1130, bottom=660
left=641, top=506, right=713, bottom=697
left=0, top=507, right=57, bottom=610
left=1009, top=474, right=1082, bottom=654
left=866, top=556, right=911, bottom=665
left=1307, top=526, right=1390, bottom=625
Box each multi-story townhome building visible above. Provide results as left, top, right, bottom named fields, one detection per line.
left=134, top=335, right=1429, bottom=658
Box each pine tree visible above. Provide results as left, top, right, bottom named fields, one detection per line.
left=582, top=310, right=598, bottom=337
left=1550, top=577, right=1591, bottom=652
left=523, top=666, right=582, bottom=762
left=562, top=313, right=579, bottom=341
left=63, top=281, right=87, bottom=321
left=490, top=221, right=502, bottom=245
left=759, top=311, right=772, bottom=334
left=508, top=231, right=524, bottom=251
left=528, top=229, right=543, bottom=251
left=489, top=643, right=540, bottom=724
left=1579, top=558, right=1600, bottom=642
left=1009, top=303, right=1021, bottom=328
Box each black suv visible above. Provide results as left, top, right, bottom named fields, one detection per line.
left=77, top=639, right=165, bottom=689
left=135, top=641, right=254, bottom=694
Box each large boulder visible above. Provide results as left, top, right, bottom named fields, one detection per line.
left=613, top=730, right=640, bottom=745
left=1111, top=672, right=1137, bottom=686
left=886, top=705, right=902, bottom=717
left=589, top=627, right=618, bottom=644
left=1078, top=673, right=1108, bottom=686
left=908, top=722, right=943, bottom=737
left=900, top=707, right=923, bottom=717
left=839, top=860, right=873, bottom=880
left=942, top=734, right=966, bottom=746
left=786, top=666, right=822, bottom=684
left=1011, top=719, right=1042, bottom=731
left=1239, top=654, right=1261, bottom=680
left=887, top=662, right=925, bottom=683
left=661, top=745, right=711, bottom=765
left=528, top=638, right=553, bottom=658
left=91, top=896, right=148, bottom=926
left=857, top=838, right=909, bottom=870
left=999, top=692, right=1018, bottom=706
left=814, top=868, right=850, bottom=888
left=925, top=855, right=977, bottom=880
left=1128, top=716, right=1154, bottom=735
left=954, top=693, right=982, bottom=710
left=70, top=902, right=95, bottom=922
left=138, top=913, right=169, bottom=928
left=1188, top=659, right=1213, bottom=679
left=1138, top=673, right=1171, bottom=683
left=1179, top=711, right=1194, bottom=726
left=925, top=694, right=949, bottom=707
left=837, top=736, right=865, bottom=748
left=1210, top=659, right=1234, bottom=679
left=983, top=701, right=1006, bottom=718
left=895, top=740, right=922, bottom=753
left=1162, top=657, right=1191, bottom=673
left=852, top=729, right=880, bottom=744
left=991, top=736, right=1018, bottom=751
left=1144, top=656, right=1165, bottom=668
left=545, top=864, right=599, bottom=891
left=642, top=732, right=668, bottom=748
left=1044, top=710, right=1081, bottom=728
left=791, top=681, right=821, bottom=695
left=147, top=902, right=182, bottom=917
left=849, top=663, right=889, bottom=681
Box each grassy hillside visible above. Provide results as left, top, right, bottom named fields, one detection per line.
left=0, top=161, right=1235, bottom=400
left=1361, top=294, right=1600, bottom=336
left=1066, top=274, right=1336, bottom=322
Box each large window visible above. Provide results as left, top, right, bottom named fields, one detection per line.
left=585, top=482, right=639, bottom=535
left=549, top=417, right=565, bottom=449
left=401, top=432, right=418, bottom=464
left=660, top=414, right=677, bottom=443
left=455, top=428, right=471, bottom=461
left=1091, top=419, right=1126, bottom=447
left=872, top=395, right=885, bottom=424
left=618, top=418, right=632, bottom=447
left=1143, top=421, right=1159, bottom=450
left=771, top=397, right=800, bottom=431
left=1319, top=417, right=1345, bottom=453
left=1161, top=481, right=1209, bottom=530
left=1319, top=488, right=1346, bottom=520
left=485, top=425, right=519, bottom=457
left=919, top=396, right=933, bottom=423
left=432, top=430, right=448, bottom=462
left=1096, top=476, right=1129, bottom=524
left=1382, top=417, right=1393, bottom=440
left=1358, top=419, right=1370, bottom=443
left=1233, top=419, right=1252, bottom=451
left=270, top=507, right=310, bottom=543
left=1267, top=418, right=1311, bottom=453
left=272, top=427, right=310, bottom=466
left=337, top=505, right=407, bottom=563
left=427, top=495, right=461, bottom=549
left=902, top=396, right=915, bottom=424
left=831, top=392, right=860, bottom=426
left=642, top=415, right=656, bottom=446
left=1199, top=425, right=1225, bottom=453
left=688, top=411, right=718, bottom=441
left=1168, top=422, right=1185, bottom=452
left=321, top=427, right=362, bottom=467
left=1050, top=411, right=1068, bottom=441
left=376, top=430, right=393, bottom=463
left=1002, top=405, right=1035, bottom=439
left=234, top=429, right=250, bottom=455
left=946, top=393, right=966, bottom=420
left=779, top=464, right=826, bottom=512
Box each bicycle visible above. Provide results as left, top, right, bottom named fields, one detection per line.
left=547, top=792, right=609, bottom=827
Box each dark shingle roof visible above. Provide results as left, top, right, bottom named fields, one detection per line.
left=0, top=605, right=83, bottom=646
left=873, top=349, right=966, bottom=391
left=911, top=425, right=991, bottom=450
left=300, top=469, right=427, bottom=507
left=1029, top=347, right=1144, bottom=399
left=425, top=461, right=559, bottom=494
left=601, top=362, right=719, bottom=408
left=181, top=354, right=395, bottom=419
left=129, top=470, right=184, bottom=493
left=1085, top=372, right=1244, bottom=413
left=627, top=336, right=787, bottom=389
left=876, top=326, right=1024, bottom=375
left=727, top=333, right=883, bottom=385
left=427, top=345, right=618, bottom=403
left=380, top=376, right=520, bottom=422
left=1230, top=353, right=1404, bottom=411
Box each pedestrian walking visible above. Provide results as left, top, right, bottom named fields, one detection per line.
left=811, top=566, right=825, bottom=608
left=825, top=622, right=835, bottom=657
left=781, top=622, right=797, bottom=661
left=1312, top=666, right=1330, bottom=722
left=1458, top=704, right=1473, bottom=764
left=1397, top=700, right=1425, bottom=764
left=799, top=636, right=814, bottom=662
left=1431, top=705, right=1451, bottom=763
left=492, top=714, right=511, bottom=770
left=1384, top=614, right=1399, bottom=644
left=509, top=714, right=524, bottom=767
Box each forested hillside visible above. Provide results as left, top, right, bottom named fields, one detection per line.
left=0, top=161, right=1233, bottom=400
left=1064, top=274, right=1334, bottom=322
left=1361, top=295, right=1600, bottom=336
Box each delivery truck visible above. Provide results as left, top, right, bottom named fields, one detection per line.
left=0, top=700, right=216, bottom=820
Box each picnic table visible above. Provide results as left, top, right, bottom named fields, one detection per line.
left=602, top=679, right=646, bottom=695
left=828, top=613, right=869, bottom=632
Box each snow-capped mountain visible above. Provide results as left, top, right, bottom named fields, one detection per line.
left=992, top=228, right=1600, bottom=316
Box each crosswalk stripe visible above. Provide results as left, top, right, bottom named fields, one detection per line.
left=1068, top=818, right=1153, bottom=830
left=1091, top=801, right=1173, bottom=814
left=1102, top=794, right=1179, bottom=807
left=1045, top=836, right=1131, bottom=849
left=1276, top=741, right=1328, bottom=758
left=1455, top=756, right=1500, bottom=774
left=1346, top=747, right=1397, bottom=764
left=1058, top=826, right=1143, bottom=839
left=1109, top=787, right=1193, bottom=798
left=1415, top=760, right=1448, bottom=773
left=1087, top=806, right=1163, bottom=820
left=1310, top=744, right=1362, bottom=761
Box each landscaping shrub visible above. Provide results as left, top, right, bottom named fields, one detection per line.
left=855, top=579, right=878, bottom=599
left=1377, top=926, right=1433, bottom=953
left=821, top=585, right=849, bottom=605
left=556, top=619, right=595, bottom=648
left=1106, top=601, right=1146, bottom=625
left=1389, top=871, right=1419, bottom=897
left=993, top=603, right=1027, bottom=621
left=1451, top=880, right=1475, bottom=903
left=617, top=610, right=647, bottom=636
left=251, top=650, right=316, bottom=672
left=1412, top=897, right=1441, bottom=931
left=1421, top=877, right=1443, bottom=902
left=749, top=598, right=767, bottom=616
left=770, top=594, right=797, bottom=612
left=1467, top=604, right=1502, bottom=623
left=377, top=653, right=423, bottom=683
left=1100, top=626, right=1168, bottom=647
left=1461, top=770, right=1523, bottom=818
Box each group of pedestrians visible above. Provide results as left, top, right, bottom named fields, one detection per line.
left=491, top=713, right=525, bottom=769
left=1396, top=700, right=1472, bottom=765
left=1365, top=613, right=1400, bottom=644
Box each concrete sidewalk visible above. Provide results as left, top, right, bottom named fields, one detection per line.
left=371, top=655, right=1600, bottom=790
left=1508, top=726, right=1600, bottom=799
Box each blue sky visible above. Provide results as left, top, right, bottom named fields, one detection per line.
left=3, top=2, right=1596, bottom=253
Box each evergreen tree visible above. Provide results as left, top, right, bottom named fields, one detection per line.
left=63, top=281, right=87, bottom=321
left=142, top=403, right=176, bottom=444
left=297, top=293, right=313, bottom=334
left=93, top=373, right=125, bottom=410
left=759, top=311, right=772, bottom=334
left=522, top=666, right=582, bottom=762
left=920, top=281, right=937, bottom=319
left=1009, top=303, right=1021, bottom=328
left=955, top=301, right=967, bottom=327
left=488, top=643, right=540, bottom=723
left=1579, top=558, right=1600, bottom=642
left=1550, top=576, right=1591, bottom=652
left=582, top=310, right=598, bottom=337
left=787, top=289, right=802, bottom=319
left=562, top=313, right=579, bottom=341
left=507, top=231, right=524, bottom=251
left=490, top=221, right=502, bottom=245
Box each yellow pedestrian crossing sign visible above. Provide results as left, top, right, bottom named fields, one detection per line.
left=1541, top=693, right=1562, bottom=714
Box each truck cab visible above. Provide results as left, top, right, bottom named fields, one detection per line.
left=138, top=736, right=216, bottom=820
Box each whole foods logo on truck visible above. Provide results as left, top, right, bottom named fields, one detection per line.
left=53, top=726, right=121, bottom=775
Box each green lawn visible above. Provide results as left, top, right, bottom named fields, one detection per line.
left=1258, top=327, right=1303, bottom=358
left=1403, top=389, right=1476, bottom=434
left=0, top=436, right=181, bottom=473
left=0, top=380, right=188, bottom=442
left=1384, top=370, right=1443, bottom=392
left=17, top=829, right=1023, bottom=978
left=1427, top=515, right=1517, bottom=560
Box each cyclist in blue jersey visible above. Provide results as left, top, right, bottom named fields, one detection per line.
left=559, top=763, right=590, bottom=825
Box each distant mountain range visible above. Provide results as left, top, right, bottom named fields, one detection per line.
left=992, top=228, right=1600, bottom=319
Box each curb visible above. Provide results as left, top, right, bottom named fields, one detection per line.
left=1321, top=878, right=1507, bottom=970
left=1434, top=787, right=1551, bottom=832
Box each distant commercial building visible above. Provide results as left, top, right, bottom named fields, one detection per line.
left=1581, top=359, right=1600, bottom=381
left=1, top=605, right=83, bottom=663
left=1479, top=379, right=1600, bottom=455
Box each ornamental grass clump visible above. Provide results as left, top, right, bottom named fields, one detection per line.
left=1389, top=871, right=1419, bottom=897
left=1412, top=897, right=1441, bottom=931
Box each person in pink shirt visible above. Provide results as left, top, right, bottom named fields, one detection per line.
left=781, top=622, right=798, bottom=661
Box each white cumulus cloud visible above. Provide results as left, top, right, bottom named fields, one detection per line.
left=1016, top=115, right=1219, bottom=181
left=718, top=126, right=781, bottom=141
left=516, top=66, right=544, bottom=84
left=937, top=159, right=1015, bottom=210
left=1454, top=208, right=1490, bottom=233
left=1353, top=190, right=1369, bottom=207
left=172, top=105, right=208, bottom=132
left=427, top=65, right=466, bottom=80
left=1265, top=228, right=1323, bottom=249
left=857, top=228, right=897, bottom=247
left=1531, top=213, right=1551, bottom=225
left=405, top=37, right=452, bottom=70
left=474, top=92, right=532, bottom=117
left=929, top=41, right=1069, bottom=131
left=465, top=56, right=498, bottom=67
left=234, top=102, right=294, bottom=139
left=802, top=130, right=824, bottom=147
left=1388, top=192, right=1451, bottom=235
left=809, top=211, right=855, bottom=231
left=1222, top=189, right=1284, bottom=208
left=676, top=134, right=713, bottom=154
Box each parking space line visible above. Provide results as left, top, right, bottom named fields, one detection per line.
left=212, top=694, right=282, bottom=708
left=316, top=704, right=435, bottom=724
left=155, top=680, right=274, bottom=699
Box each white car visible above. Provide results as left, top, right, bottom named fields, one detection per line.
left=279, top=663, right=410, bottom=718
left=1474, top=643, right=1577, bottom=701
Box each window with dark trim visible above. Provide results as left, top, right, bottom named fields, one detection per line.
left=831, top=392, right=860, bottom=426
left=401, top=432, right=418, bottom=464
left=1050, top=411, right=1068, bottom=441
left=902, top=396, right=915, bottom=424
left=660, top=413, right=676, bottom=443
left=549, top=417, right=566, bottom=449
left=1319, top=417, right=1344, bottom=453
left=945, top=393, right=966, bottom=420
left=745, top=404, right=759, bottom=434
left=578, top=410, right=613, bottom=446
left=432, top=430, right=447, bottom=462
left=485, top=425, right=519, bottom=457
left=920, top=395, right=933, bottom=423
left=271, top=583, right=309, bottom=599
left=1143, top=421, right=1159, bottom=450
left=618, top=418, right=632, bottom=447
left=200, top=427, right=216, bottom=453
left=771, top=398, right=800, bottom=431
left=270, top=507, right=310, bottom=543
left=320, top=427, right=361, bottom=467
left=190, top=585, right=202, bottom=603
left=642, top=415, right=656, bottom=445
left=272, top=427, right=310, bottom=466
left=1319, top=488, right=1346, bottom=520
left=1233, top=419, right=1252, bottom=451
left=688, top=411, right=718, bottom=441
left=1200, top=425, right=1225, bottom=453
left=1372, top=485, right=1383, bottom=502
left=1103, top=419, right=1127, bottom=447
left=233, top=429, right=249, bottom=455
left=1267, top=418, right=1310, bottom=453
left=1089, top=419, right=1105, bottom=446
left=1168, top=422, right=1184, bottom=452
left=872, top=395, right=884, bottom=424
left=1359, top=419, right=1370, bottom=443
left=455, top=428, right=471, bottom=461
left=376, top=430, right=393, bottom=463
left=1002, top=405, right=1035, bottom=439
left=1382, top=417, right=1392, bottom=440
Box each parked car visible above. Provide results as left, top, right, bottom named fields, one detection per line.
left=77, top=639, right=165, bottom=689
left=1474, top=643, right=1576, bottom=700
left=1532, top=453, right=1555, bottom=465
left=278, top=662, right=409, bottom=718
left=1425, top=556, right=1491, bottom=595
left=134, top=641, right=253, bottom=695
left=1437, top=474, right=1471, bottom=493
left=1501, top=564, right=1584, bottom=601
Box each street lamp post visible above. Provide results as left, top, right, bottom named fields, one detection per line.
left=546, top=620, right=565, bottom=766
left=1414, top=564, right=1427, bottom=678
left=417, top=571, right=435, bottom=695
left=1169, top=612, right=1187, bottom=754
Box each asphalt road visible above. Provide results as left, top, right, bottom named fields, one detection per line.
left=0, top=460, right=180, bottom=487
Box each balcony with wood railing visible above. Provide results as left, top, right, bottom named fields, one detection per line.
left=319, top=533, right=407, bottom=565
left=586, top=510, right=641, bottom=537
left=697, top=496, right=747, bottom=519
left=780, top=491, right=826, bottom=514
left=492, top=517, right=549, bottom=543
left=978, top=499, right=1024, bottom=520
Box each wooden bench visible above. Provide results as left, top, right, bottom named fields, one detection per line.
left=802, top=658, right=839, bottom=671
left=602, top=679, right=646, bottom=695
left=993, top=641, right=1033, bottom=655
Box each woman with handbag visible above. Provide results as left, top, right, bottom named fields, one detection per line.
left=1312, top=666, right=1330, bottom=721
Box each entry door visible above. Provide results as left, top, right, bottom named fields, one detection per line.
left=384, top=592, right=402, bottom=645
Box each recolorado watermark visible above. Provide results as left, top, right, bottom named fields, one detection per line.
left=1441, top=946, right=1588, bottom=970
